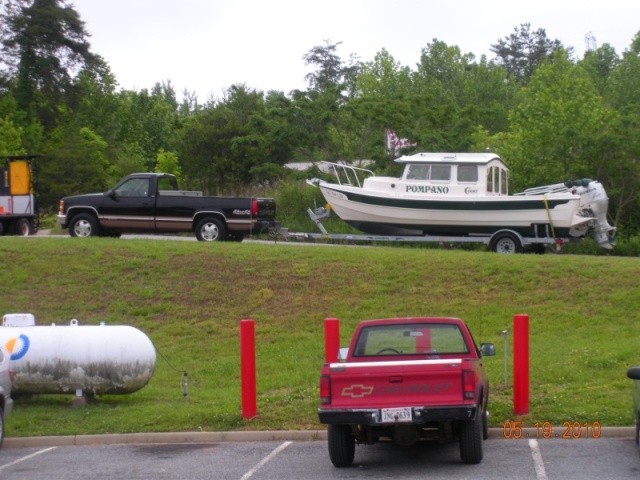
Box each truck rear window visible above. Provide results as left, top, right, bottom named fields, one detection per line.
left=353, top=323, right=469, bottom=357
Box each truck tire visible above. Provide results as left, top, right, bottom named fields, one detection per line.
left=459, top=415, right=483, bottom=464
left=15, top=218, right=33, bottom=236
left=490, top=232, right=522, bottom=254
left=327, top=424, right=355, bottom=468
left=69, top=214, right=100, bottom=238
left=195, top=217, right=227, bottom=242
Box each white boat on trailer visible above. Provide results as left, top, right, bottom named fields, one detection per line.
left=306, top=152, right=616, bottom=253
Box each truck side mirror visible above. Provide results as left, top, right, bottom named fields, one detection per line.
left=337, top=348, right=349, bottom=362
left=480, top=343, right=496, bottom=357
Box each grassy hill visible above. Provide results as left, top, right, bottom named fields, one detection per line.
left=0, top=237, right=638, bottom=437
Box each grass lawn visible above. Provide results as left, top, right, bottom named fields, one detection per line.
left=0, top=237, right=638, bottom=437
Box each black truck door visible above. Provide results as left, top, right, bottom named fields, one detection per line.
left=100, top=177, right=155, bottom=231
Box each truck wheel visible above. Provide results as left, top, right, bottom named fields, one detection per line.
left=70, top=214, right=100, bottom=238
left=459, top=415, right=483, bottom=464
left=15, top=218, right=33, bottom=236
left=327, top=424, right=355, bottom=468
left=490, top=232, right=522, bottom=254
left=195, top=217, right=227, bottom=242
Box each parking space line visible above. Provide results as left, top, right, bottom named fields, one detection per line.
left=239, top=441, right=292, bottom=480
left=0, top=446, right=57, bottom=472
left=528, top=439, right=548, bottom=480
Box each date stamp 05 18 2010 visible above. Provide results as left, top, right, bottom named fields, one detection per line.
left=503, top=421, right=602, bottom=439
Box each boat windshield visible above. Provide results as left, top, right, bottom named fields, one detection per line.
left=405, top=164, right=451, bottom=181
left=353, top=323, right=470, bottom=357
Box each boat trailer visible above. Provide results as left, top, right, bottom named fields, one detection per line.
left=271, top=205, right=574, bottom=254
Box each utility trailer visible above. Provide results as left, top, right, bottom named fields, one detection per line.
left=0, top=155, right=43, bottom=236
left=276, top=205, right=578, bottom=253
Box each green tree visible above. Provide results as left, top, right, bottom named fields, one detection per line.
left=37, top=126, right=109, bottom=208
left=155, top=149, right=182, bottom=181
left=0, top=116, right=25, bottom=155
left=490, top=23, right=568, bottom=85
left=116, top=85, right=180, bottom=170
left=463, top=56, right=518, bottom=135
left=580, top=44, right=620, bottom=95
left=356, top=48, right=412, bottom=98
left=502, top=50, right=614, bottom=191
left=600, top=32, right=640, bottom=231
left=176, top=84, right=286, bottom=194
left=1, top=0, right=97, bottom=129
left=411, top=40, right=480, bottom=152
left=303, top=39, right=359, bottom=98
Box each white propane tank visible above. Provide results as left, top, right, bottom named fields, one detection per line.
left=0, top=315, right=156, bottom=395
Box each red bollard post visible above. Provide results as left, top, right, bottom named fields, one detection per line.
left=240, top=319, right=257, bottom=420
left=513, top=314, right=529, bottom=415
left=324, top=318, right=340, bottom=363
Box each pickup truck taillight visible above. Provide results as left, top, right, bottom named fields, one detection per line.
left=251, top=199, right=258, bottom=217
left=462, top=368, right=477, bottom=400
left=320, top=375, right=331, bottom=405
left=58, top=200, right=64, bottom=214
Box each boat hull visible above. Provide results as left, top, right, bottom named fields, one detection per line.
left=319, top=184, right=587, bottom=238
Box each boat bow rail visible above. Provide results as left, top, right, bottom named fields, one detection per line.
left=319, top=161, right=374, bottom=188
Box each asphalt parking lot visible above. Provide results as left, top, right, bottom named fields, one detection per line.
left=1, top=429, right=638, bottom=480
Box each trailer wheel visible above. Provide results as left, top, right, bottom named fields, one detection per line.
left=327, top=424, right=355, bottom=468
left=15, top=218, right=33, bottom=236
left=490, top=232, right=522, bottom=254
left=70, top=214, right=100, bottom=238
left=459, top=414, right=483, bottom=464
left=195, top=217, right=227, bottom=242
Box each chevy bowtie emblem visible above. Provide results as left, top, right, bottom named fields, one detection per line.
left=342, top=384, right=374, bottom=398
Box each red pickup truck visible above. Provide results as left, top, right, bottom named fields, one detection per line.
left=318, top=317, right=496, bottom=467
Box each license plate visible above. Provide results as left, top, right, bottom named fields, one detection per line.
left=381, top=407, right=412, bottom=423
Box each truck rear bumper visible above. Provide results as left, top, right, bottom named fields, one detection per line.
left=318, top=405, right=478, bottom=425
left=56, top=214, right=67, bottom=228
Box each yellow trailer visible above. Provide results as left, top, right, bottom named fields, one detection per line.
left=0, top=155, right=43, bottom=236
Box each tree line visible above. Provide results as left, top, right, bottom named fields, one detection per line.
left=1, top=1, right=639, bottom=237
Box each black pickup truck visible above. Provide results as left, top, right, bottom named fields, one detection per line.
left=57, top=173, right=278, bottom=241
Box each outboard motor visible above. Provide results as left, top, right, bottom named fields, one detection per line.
left=568, top=179, right=616, bottom=249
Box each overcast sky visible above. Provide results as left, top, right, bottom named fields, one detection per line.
left=70, top=0, right=638, bottom=101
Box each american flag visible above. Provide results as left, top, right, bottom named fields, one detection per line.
left=386, top=129, right=416, bottom=153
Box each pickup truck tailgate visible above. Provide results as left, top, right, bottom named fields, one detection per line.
left=326, top=359, right=465, bottom=409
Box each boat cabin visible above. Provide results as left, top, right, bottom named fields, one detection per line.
left=395, top=152, right=509, bottom=196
